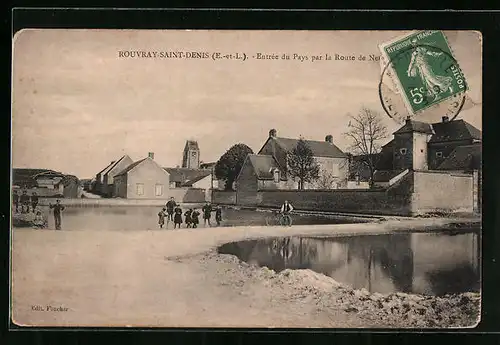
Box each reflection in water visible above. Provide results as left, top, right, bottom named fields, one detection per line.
left=218, top=230, right=480, bottom=296
left=21, top=206, right=361, bottom=231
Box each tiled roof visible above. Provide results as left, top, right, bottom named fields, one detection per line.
left=115, top=158, right=147, bottom=177
left=102, top=155, right=128, bottom=177
left=164, top=168, right=211, bottom=184
left=246, top=154, right=281, bottom=180
left=393, top=120, right=434, bottom=135
left=271, top=137, right=346, bottom=158
left=437, top=144, right=482, bottom=171
left=12, top=168, right=63, bottom=187
left=181, top=173, right=211, bottom=187
left=97, top=160, right=116, bottom=176
left=429, top=119, right=482, bottom=143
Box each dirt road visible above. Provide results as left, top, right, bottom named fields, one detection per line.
left=11, top=218, right=480, bottom=328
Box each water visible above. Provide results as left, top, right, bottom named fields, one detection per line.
left=25, top=206, right=363, bottom=231
left=217, top=230, right=481, bottom=296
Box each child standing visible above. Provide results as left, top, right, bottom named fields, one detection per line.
left=184, top=209, right=193, bottom=228
left=173, top=205, right=183, bottom=229
left=191, top=209, right=200, bottom=228
left=158, top=207, right=167, bottom=229
left=215, top=206, right=223, bottom=226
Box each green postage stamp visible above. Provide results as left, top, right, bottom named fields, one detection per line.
left=379, top=30, right=468, bottom=115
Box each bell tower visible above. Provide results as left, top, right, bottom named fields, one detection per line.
left=182, top=140, right=200, bottom=169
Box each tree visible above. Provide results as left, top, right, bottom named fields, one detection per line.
left=214, top=143, right=253, bottom=190
left=343, top=107, right=389, bottom=188
left=287, top=138, right=320, bottom=190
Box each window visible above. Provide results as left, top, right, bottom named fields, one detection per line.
left=155, top=184, right=163, bottom=196
left=273, top=169, right=280, bottom=183
left=136, top=183, right=144, bottom=196
left=436, top=151, right=443, bottom=158
left=400, top=148, right=407, bottom=155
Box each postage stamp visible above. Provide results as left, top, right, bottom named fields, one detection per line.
left=379, top=30, right=468, bottom=116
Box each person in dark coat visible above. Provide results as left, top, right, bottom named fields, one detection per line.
left=191, top=209, right=200, bottom=228
left=202, top=202, right=213, bottom=227
left=31, top=192, right=39, bottom=213
left=49, top=199, right=65, bottom=230
left=184, top=209, right=193, bottom=228
left=20, top=190, right=30, bottom=213
left=158, top=207, right=167, bottom=229
left=13, top=190, right=19, bottom=213
left=165, top=197, right=177, bottom=222
left=215, top=206, right=223, bottom=226
left=173, top=205, right=183, bottom=229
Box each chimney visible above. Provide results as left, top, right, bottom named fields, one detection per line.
left=325, top=134, right=333, bottom=144
left=405, top=115, right=411, bottom=124
left=269, top=129, right=277, bottom=137
left=148, top=152, right=154, bottom=160
left=442, top=116, right=449, bottom=123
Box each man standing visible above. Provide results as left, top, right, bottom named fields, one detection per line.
left=49, top=199, right=65, bottom=230
left=13, top=190, right=19, bottom=213
left=31, top=191, right=39, bottom=213
left=165, top=197, right=177, bottom=222
left=202, top=202, right=213, bottom=227
left=20, top=190, right=30, bottom=213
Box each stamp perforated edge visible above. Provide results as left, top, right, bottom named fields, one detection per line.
left=378, top=30, right=469, bottom=117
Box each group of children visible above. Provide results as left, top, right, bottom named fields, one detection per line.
left=157, top=198, right=223, bottom=229
left=13, top=190, right=39, bottom=214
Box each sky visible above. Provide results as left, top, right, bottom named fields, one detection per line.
left=12, top=30, right=482, bottom=178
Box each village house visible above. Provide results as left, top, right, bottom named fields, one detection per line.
left=374, top=116, right=481, bottom=180
left=372, top=116, right=482, bottom=212
left=113, top=153, right=170, bottom=199
left=235, top=129, right=349, bottom=193
left=12, top=168, right=80, bottom=198
left=101, top=155, right=134, bottom=197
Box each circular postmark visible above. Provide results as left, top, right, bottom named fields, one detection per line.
left=379, top=43, right=467, bottom=125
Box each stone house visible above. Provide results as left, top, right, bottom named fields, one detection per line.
left=101, top=155, right=134, bottom=197
left=236, top=129, right=349, bottom=193
left=373, top=116, right=482, bottom=213
left=113, top=154, right=170, bottom=199
left=374, top=116, right=481, bottom=182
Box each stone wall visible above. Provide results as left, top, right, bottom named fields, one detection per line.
left=412, top=170, right=474, bottom=214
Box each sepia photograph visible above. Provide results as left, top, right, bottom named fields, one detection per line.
left=10, top=29, right=481, bottom=328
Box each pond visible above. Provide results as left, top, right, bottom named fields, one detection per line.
left=217, top=230, right=481, bottom=296
left=21, top=205, right=366, bottom=231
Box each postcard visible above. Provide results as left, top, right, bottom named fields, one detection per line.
left=11, top=29, right=481, bottom=328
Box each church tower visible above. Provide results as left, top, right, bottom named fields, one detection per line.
left=182, top=140, right=200, bottom=169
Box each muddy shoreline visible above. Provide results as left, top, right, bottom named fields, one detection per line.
left=204, top=250, right=480, bottom=328
left=11, top=216, right=480, bottom=328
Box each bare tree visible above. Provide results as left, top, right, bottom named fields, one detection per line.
left=343, top=107, right=389, bottom=188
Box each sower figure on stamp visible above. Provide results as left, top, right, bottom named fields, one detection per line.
left=407, top=45, right=453, bottom=101
left=49, top=199, right=65, bottom=230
